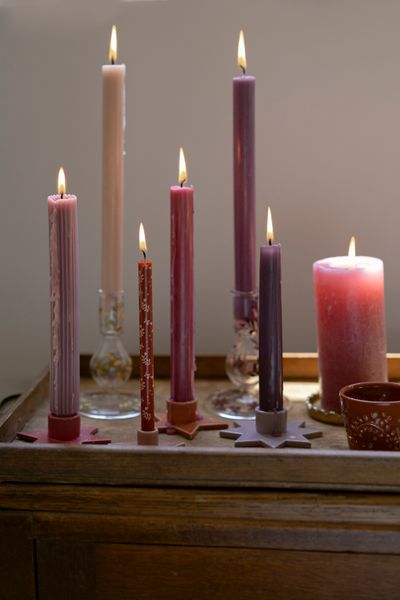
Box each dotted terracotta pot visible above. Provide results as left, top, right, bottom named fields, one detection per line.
left=340, top=382, right=400, bottom=451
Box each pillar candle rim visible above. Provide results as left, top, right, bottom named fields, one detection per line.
left=314, top=256, right=383, bottom=272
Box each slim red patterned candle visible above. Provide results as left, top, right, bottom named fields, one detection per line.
left=137, top=223, right=158, bottom=445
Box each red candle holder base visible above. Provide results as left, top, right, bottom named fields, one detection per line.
left=220, top=407, right=322, bottom=448
left=156, top=399, right=228, bottom=440
left=16, top=413, right=112, bottom=445
left=137, top=428, right=159, bottom=446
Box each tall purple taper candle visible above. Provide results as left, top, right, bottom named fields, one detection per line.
left=233, top=30, right=256, bottom=321
left=170, top=148, right=195, bottom=402
left=258, top=208, right=283, bottom=412
left=48, top=168, right=80, bottom=416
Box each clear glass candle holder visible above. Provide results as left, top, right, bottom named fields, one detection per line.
left=80, top=289, right=140, bottom=419
left=207, top=290, right=259, bottom=419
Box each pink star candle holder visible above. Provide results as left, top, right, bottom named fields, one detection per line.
left=157, top=399, right=228, bottom=441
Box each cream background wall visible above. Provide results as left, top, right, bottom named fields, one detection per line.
left=2, top=0, right=400, bottom=384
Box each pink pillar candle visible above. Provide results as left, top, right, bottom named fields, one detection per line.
left=101, top=26, right=125, bottom=293
left=170, top=148, right=195, bottom=403
left=314, top=243, right=387, bottom=414
left=233, top=30, right=256, bottom=321
left=48, top=169, right=80, bottom=416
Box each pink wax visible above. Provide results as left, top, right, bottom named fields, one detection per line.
left=233, top=73, right=256, bottom=321
left=48, top=194, right=80, bottom=416
left=170, top=185, right=195, bottom=403
left=313, top=256, right=387, bottom=413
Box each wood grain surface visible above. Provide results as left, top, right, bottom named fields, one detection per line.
left=0, top=512, right=36, bottom=599
left=95, top=545, right=400, bottom=600
left=79, top=352, right=400, bottom=380
left=2, top=370, right=400, bottom=491
left=2, top=356, right=400, bottom=598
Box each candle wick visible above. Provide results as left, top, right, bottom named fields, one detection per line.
left=180, top=180, right=185, bottom=188
left=60, top=193, right=64, bottom=199
left=111, top=57, right=115, bottom=65
left=269, top=239, right=272, bottom=246
left=240, top=65, right=246, bottom=75
left=142, top=250, right=147, bottom=260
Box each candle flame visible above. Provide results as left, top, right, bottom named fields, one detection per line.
left=179, top=147, right=187, bottom=186
left=266, top=206, right=274, bottom=244
left=57, top=167, right=66, bottom=196
left=237, top=29, right=247, bottom=72
left=139, top=222, right=147, bottom=254
left=348, top=235, right=356, bottom=259
left=109, top=25, right=117, bottom=63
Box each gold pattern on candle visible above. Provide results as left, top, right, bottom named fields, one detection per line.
left=179, top=147, right=187, bottom=186
left=109, top=25, right=117, bottom=63
left=237, top=29, right=247, bottom=72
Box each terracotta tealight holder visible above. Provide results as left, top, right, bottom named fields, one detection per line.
left=340, top=382, right=400, bottom=451
left=220, top=406, right=322, bottom=449
left=157, top=399, right=228, bottom=440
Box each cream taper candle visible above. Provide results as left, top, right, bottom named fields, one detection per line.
left=101, top=25, right=125, bottom=293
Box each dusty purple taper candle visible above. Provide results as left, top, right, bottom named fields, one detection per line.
left=258, top=208, right=283, bottom=412
left=48, top=168, right=80, bottom=416
left=233, top=30, right=256, bottom=321
left=170, top=148, right=195, bottom=402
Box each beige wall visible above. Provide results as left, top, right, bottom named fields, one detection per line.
left=2, top=0, right=400, bottom=383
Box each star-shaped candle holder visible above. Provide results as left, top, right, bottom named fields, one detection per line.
left=220, top=407, right=322, bottom=449
left=17, top=413, right=112, bottom=445
left=156, top=399, right=228, bottom=440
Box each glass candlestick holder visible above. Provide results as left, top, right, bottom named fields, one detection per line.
left=207, top=290, right=259, bottom=419
left=80, top=289, right=140, bottom=419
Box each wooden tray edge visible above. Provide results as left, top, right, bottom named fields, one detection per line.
left=0, top=444, right=399, bottom=492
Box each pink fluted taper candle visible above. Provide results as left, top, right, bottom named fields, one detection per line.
left=48, top=168, right=80, bottom=417
left=233, top=30, right=256, bottom=321
left=170, top=148, right=195, bottom=403
left=101, top=25, right=125, bottom=294
left=314, top=237, right=387, bottom=414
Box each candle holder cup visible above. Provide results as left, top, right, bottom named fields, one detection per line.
left=80, top=290, right=140, bottom=419
left=207, top=290, right=259, bottom=419
left=340, top=382, right=400, bottom=451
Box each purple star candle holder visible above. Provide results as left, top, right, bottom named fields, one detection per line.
left=220, top=407, right=322, bottom=449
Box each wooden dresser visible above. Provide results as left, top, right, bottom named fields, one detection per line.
left=1, top=355, right=400, bottom=599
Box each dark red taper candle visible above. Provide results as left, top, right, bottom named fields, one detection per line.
left=138, top=224, right=155, bottom=431
left=170, top=148, right=195, bottom=403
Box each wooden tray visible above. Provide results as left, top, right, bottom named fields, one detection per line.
left=1, top=353, right=400, bottom=492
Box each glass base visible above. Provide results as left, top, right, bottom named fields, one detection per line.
left=80, top=391, right=140, bottom=420
left=207, top=387, right=258, bottom=420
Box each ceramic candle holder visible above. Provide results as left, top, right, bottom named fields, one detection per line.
left=340, top=382, right=400, bottom=451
